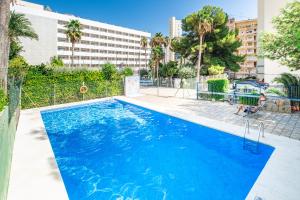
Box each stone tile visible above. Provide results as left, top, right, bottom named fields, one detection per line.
left=290, top=133, right=300, bottom=140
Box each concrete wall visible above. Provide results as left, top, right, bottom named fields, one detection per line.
left=19, top=14, right=57, bottom=65
left=257, top=0, right=300, bottom=83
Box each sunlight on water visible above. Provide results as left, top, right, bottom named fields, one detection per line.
left=41, top=100, right=274, bottom=200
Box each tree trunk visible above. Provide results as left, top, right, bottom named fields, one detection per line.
left=71, top=43, right=75, bottom=67
left=144, top=49, right=147, bottom=70
left=164, top=47, right=166, bottom=65
left=139, top=51, right=141, bottom=76
left=0, top=0, right=11, bottom=93
left=126, top=52, right=129, bottom=67
left=156, top=62, right=159, bottom=96
left=196, top=35, right=203, bottom=83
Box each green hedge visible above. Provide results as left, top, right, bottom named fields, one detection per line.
left=0, top=89, right=7, bottom=111
left=239, top=93, right=259, bottom=106
left=206, top=78, right=229, bottom=100
left=21, top=66, right=124, bottom=109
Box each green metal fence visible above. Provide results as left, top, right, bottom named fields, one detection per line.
left=0, top=79, right=21, bottom=200
left=197, top=82, right=300, bottom=112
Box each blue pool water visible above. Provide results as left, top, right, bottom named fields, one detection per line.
left=41, top=100, right=274, bottom=200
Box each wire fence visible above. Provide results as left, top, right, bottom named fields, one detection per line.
left=140, top=78, right=197, bottom=99
left=21, top=80, right=124, bottom=109
left=0, top=78, right=21, bottom=200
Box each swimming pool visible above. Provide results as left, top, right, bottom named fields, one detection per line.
left=41, top=99, right=274, bottom=200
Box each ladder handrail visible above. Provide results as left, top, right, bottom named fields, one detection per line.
left=243, top=119, right=250, bottom=149
left=243, top=120, right=265, bottom=153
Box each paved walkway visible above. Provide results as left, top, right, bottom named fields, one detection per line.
left=134, top=94, right=300, bottom=141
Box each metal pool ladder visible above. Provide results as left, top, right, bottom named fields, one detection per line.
left=243, top=120, right=265, bottom=154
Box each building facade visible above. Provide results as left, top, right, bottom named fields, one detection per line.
left=12, top=1, right=151, bottom=70
left=168, top=17, right=182, bottom=62
left=228, top=19, right=258, bottom=78
left=257, top=0, right=300, bottom=83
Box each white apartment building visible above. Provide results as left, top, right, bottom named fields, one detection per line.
left=12, top=1, right=151, bottom=69
left=257, top=0, right=300, bottom=83
left=168, top=17, right=182, bottom=62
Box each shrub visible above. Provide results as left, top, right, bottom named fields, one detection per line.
left=206, top=78, right=229, bottom=100
left=121, top=67, right=134, bottom=77
left=0, top=88, right=7, bottom=111
left=9, top=56, right=29, bottom=79
left=21, top=65, right=123, bottom=109
left=239, top=92, right=259, bottom=106
left=266, top=88, right=286, bottom=97
left=178, top=67, right=195, bottom=79
left=102, top=63, right=117, bottom=81
left=140, top=69, right=150, bottom=78
left=50, top=56, right=64, bottom=68
left=208, top=65, right=225, bottom=75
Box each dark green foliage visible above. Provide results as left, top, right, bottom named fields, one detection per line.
left=21, top=66, right=123, bottom=109
left=9, top=12, right=38, bottom=43
left=140, top=69, right=150, bottom=78
left=259, top=2, right=300, bottom=70
left=50, top=56, right=64, bottom=67
left=160, top=61, right=179, bottom=78
left=102, top=63, right=118, bottom=81
left=9, top=41, right=23, bottom=60
left=0, top=88, right=8, bottom=111
left=239, top=92, right=259, bottom=106
left=121, top=67, right=134, bottom=77
left=181, top=6, right=244, bottom=72
left=178, top=67, right=195, bottom=79
left=206, top=78, right=229, bottom=100
left=9, top=12, right=38, bottom=60
left=207, top=79, right=229, bottom=92
left=274, top=73, right=300, bottom=108
left=9, top=56, right=29, bottom=80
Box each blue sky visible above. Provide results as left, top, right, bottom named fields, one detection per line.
left=28, top=0, right=257, bottom=35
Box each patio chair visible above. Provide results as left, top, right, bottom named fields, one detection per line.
left=243, top=102, right=266, bottom=118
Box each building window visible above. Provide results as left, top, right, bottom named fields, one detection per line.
left=91, top=49, right=99, bottom=53
left=81, top=48, right=90, bottom=52
left=91, top=26, right=99, bottom=31
left=58, top=46, right=68, bottom=51
left=58, top=37, right=68, bottom=42
left=81, top=40, right=90, bottom=45
left=90, top=34, right=99, bottom=38
left=58, top=20, right=67, bottom=25
left=58, top=29, right=65, bottom=34
left=58, top=55, right=69, bottom=59
left=91, top=41, right=99, bottom=46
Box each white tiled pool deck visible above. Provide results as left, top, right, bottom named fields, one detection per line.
left=8, top=96, right=300, bottom=200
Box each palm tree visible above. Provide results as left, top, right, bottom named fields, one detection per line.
left=163, top=36, right=171, bottom=64
left=151, top=46, right=165, bottom=95
left=9, top=12, right=38, bottom=43
left=150, top=32, right=165, bottom=48
left=150, top=33, right=166, bottom=78
left=8, top=12, right=38, bottom=61
left=65, top=20, right=82, bottom=67
left=185, top=12, right=213, bottom=82
left=171, top=37, right=191, bottom=65
left=274, top=73, right=300, bottom=111
left=0, top=0, right=16, bottom=93
left=140, top=36, right=148, bottom=70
